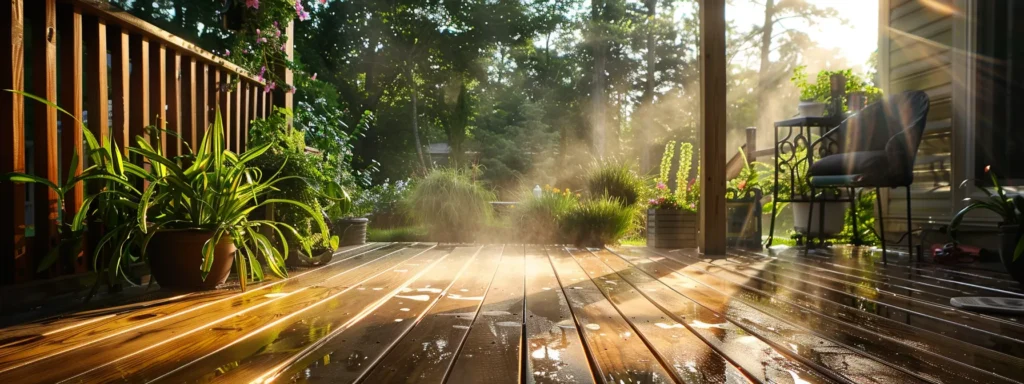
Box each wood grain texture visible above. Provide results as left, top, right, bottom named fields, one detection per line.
left=360, top=245, right=503, bottom=383
left=0, top=244, right=390, bottom=381
left=108, top=26, right=130, bottom=153
left=30, top=0, right=60, bottom=275
left=82, top=15, right=106, bottom=141
left=568, top=249, right=751, bottom=384
left=595, top=249, right=872, bottom=383
left=220, top=72, right=231, bottom=148
left=0, top=0, right=26, bottom=284
left=57, top=4, right=85, bottom=272
left=233, top=78, right=241, bottom=152
left=128, top=34, right=149, bottom=145
left=209, top=68, right=220, bottom=136
left=547, top=247, right=674, bottom=383
left=699, top=0, right=727, bottom=254
left=257, top=246, right=481, bottom=383
left=446, top=245, right=525, bottom=384
left=614, top=246, right=1017, bottom=384
left=197, top=62, right=208, bottom=141
left=143, top=244, right=442, bottom=383
left=524, top=246, right=594, bottom=384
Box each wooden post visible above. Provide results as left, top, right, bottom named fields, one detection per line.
left=58, top=4, right=85, bottom=272
left=83, top=16, right=107, bottom=141
left=745, top=126, right=757, bottom=161
left=209, top=68, right=219, bottom=135
left=233, top=79, right=241, bottom=152
left=1, top=0, right=28, bottom=283
left=198, top=63, right=209, bottom=141
left=109, top=27, right=130, bottom=150
left=700, top=0, right=727, bottom=255
left=30, top=0, right=60, bottom=275
left=220, top=72, right=232, bottom=149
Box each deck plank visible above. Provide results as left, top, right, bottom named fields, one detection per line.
left=446, top=245, right=526, bottom=384
left=148, top=244, right=450, bottom=383
left=213, top=246, right=482, bottom=383
left=567, top=248, right=752, bottom=384
left=50, top=244, right=435, bottom=383
left=524, top=246, right=594, bottom=384
left=360, top=245, right=504, bottom=383
left=590, top=249, right=858, bottom=383
left=547, top=247, right=675, bottom=384
left=0, top=243, right=393, bottom=380
left=616, top=246, right=1020, bottom=384
left=676, top=249, right=1024, bottom=357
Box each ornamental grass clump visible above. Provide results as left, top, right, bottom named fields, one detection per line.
left=583, top=159, right=646, bottom=207
left=407, top=168, right=496, bottom=242
left=511, top=186, right=579, bottom=243
left=561, top=197, right=635, bottom=247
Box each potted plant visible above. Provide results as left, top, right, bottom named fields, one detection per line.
left=949, top=166, right=1024, bottom=283
left=726, top=150, right=769, bottom=248
left=134, top=109, right=331, bottom=291
left=647, top=141, right=699, bottom=248
left=770, top=146, right=846, bottom=238
left=790, top=66, right=883, bottom=118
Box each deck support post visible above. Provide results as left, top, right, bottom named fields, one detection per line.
left=699, top=0, right=727, bottom=255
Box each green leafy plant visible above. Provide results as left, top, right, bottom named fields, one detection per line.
left=791, top=66, right=883, bottom=111
left=726, top=148, right=771, bottom=199
left=134, top=108, right=332, bottom=289
left=511, top=186, right=579, bottom=243
left=583, top=159, right=646, bottom=207
left=950, top=166, right=1024, bottom=260
left=560, top=197, right=635, bottom=246
left=407, top=168, right=496, bottom=242
left=656, top=141, right=676, bottom=186
left=649, top=142, right=698, bottom=212
left=2, top=91, right=142, bottom=280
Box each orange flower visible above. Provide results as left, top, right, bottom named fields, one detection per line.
left=985, top=165, right=991, bottom=173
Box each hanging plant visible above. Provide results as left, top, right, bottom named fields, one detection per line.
left=219, top=0, right=322, bottom=94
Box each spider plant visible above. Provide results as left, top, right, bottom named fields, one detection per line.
left=133, top=108, right=334, bottom=289
left=950, top=166, right=1024, bottom=261
left=2, top=90, right=142, bottom=284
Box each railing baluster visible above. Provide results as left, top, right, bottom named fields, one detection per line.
left=128, top=34, right=149, bottom=146
left=30, top=0, right=60, bottom=276
left=180, top=56, right=196, bottom=152
left=57, top=4, right=85, bottom=272
left=208, top=67, right=219, bottom=139
left=220, top=72, right=231, bottom=150
left=109, top=26, right=129, bottom=150
left=149, top=43, right=166, bottom=153
left=233, top=78, right=241, bottom=152
left=166, top=50, right=181, bottom=157
left=83, top=15, right=106, bottom=141
left=0, top=0, right=28, bottom=284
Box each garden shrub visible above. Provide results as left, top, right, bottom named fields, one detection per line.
left=407, top=168, right=496, bottom=242
left=560, top=197, right=635, bottom=247
left=583, top=160, right=647, bottom=207
left=510, top=186, right=578, bottom=243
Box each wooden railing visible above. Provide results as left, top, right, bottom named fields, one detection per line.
left=0, top=0, right=278, bottom=285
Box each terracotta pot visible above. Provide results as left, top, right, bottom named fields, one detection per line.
left=148, top=230, right=235, bottom=291
left=999, top=225, right=1024, bottom=284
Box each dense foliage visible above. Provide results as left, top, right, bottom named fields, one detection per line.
left=561, top=198, right=635, bottom=246
left=406, top=168, right=495, bottom=242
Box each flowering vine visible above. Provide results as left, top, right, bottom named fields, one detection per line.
left=223, top=0, right=325, bottom=93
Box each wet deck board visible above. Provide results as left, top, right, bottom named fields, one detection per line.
left=2, top=243, right=1024, bottom=383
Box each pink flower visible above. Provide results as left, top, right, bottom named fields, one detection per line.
left=256, top=66, right=266, bottom=82
left=275, top=28, right=281, bottom=38
left=656, top=182, right=667, bottom=190
left=264, top=81, right=276, bottom=93
left=259, top=37, right=267, bottom=43
left=289, top=87, right=297, bottom=94
left=224, top=49, right=230, bottom=56
left=295, top=1, right=310, bottom=21
left=311, top=72, right=317, bottom=80
left=320, top=0, right=327, bottom=4
left=246, top=0, right=259, bottom=9
left=256, top=28, right=261, bottom=35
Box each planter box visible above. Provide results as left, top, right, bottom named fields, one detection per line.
left=647, top=209, right=698, bottom=249
left=727, top=189, right=763, bottom=249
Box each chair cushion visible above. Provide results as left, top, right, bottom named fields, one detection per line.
left=808, top=150, right=890, bottom=185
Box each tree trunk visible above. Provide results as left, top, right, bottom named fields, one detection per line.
left=408, top=67, right=428, bottom=172
left=639, top=0, right=657, bottom=172
left=590, top=0, right=607, bottom=158
left=755, top=0, right=776, bottom=138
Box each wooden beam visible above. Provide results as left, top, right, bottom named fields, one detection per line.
left=58, top=4, right=85, bottom=272
left=0, top=0, right=27, bottom=283
left=272, top=20, right=294, bottom=112
left=30, top=0, right=60, bottom=275
left=109, top=26, right=130, bottom=151
left=699, top=0, right=727, bottom=255
left=83, top=16, right=106, bottom=141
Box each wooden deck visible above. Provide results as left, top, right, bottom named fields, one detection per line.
left=1, top=243, right=1024, bottom=383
